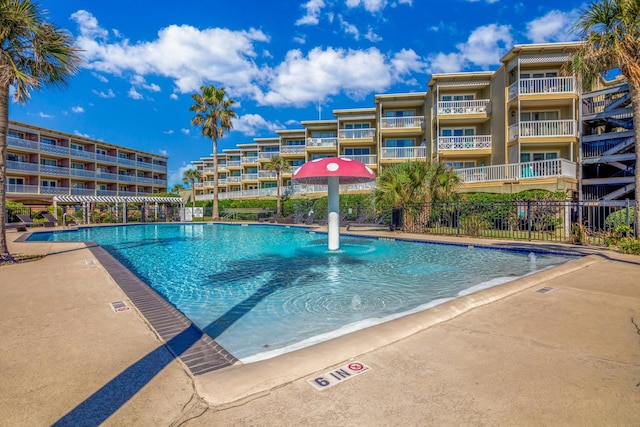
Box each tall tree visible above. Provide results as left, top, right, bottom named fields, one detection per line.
left=264, top=156, right=290, bottom=214
left=182, top=168, right=202, bottom=208
left=170, top=183, right=184, bottom=194
left=0, top=0, right=82, bottom=262
left=565, top=0, right=640, bottom=226
left=189, top=85, right=237, bottom=220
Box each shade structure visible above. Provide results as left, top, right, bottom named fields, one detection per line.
left=292, top=157, right=376, bottom=250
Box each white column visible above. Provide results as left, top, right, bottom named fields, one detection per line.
left=327, top=176, right=340, bottom=251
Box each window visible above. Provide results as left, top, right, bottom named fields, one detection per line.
left=118, top=153, right=128, bottom=159
left=264, top=146, right=279, bottom=153
left=385, top=139, right=414, bottom=147
left=520, top=152, right=558, bottom=162
left=8, top=177, right=25, bottom=185
left=520, top=71, right=558, bottom=79
left=137, top=172, right=144, bottom=177
left=520, top=111, right=559, bottom=121
left=96, top=149, right=107, bottom=155
left=71, top=163, right=85, bottom=170
left=41, top=180, right=57, bottom=187
left=40, top=158, right=57, bottom=166
left=8, top=154, right=26, bottom=162
left=311, top=131, right=335, bottom=138
left=119, top=186, right=127, bottom=191
left=290, top=160, right=304, bottom=167
left=311, top=154, right=331, bottom=160
left=344, top=123, right=370, bottom=129
left=441, top=128, right=475, bottom=137
left=118, top=170, right=127, bottom=175
left=71, top=143, right=84, bottom=151
left=40, top=137, right=57, bottom=145
left=99, top=185, right=107, bottom=191
left=384, top=110, right=414, bottom=117
left=99, top=167, right=109, bottom=173
left=343, top=148, right=370, bottom=155
left=285, top=139, right=305, bottom=146
left=72, top=182, right=85, bottom=189
left=441, top=94, right=474, bottom=101
left=443, top=161, right=475, bottom=169
left=8, top=130, right=23, bottom=139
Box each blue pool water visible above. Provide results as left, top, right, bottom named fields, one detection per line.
left=29, top=224, right=575, bottom=362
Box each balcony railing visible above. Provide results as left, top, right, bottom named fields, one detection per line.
left=380, top=116, right=424, bottom=129
left=306, top=137, right=338, bottom=148
left=226, top=176, right=242, bottom=183
left=96, top=172, right=118, bottom=181
left=97, top=190, right=118, bottom=197
left=241, top=156, right=258, bottom=164
left=380, top=146, right=426, bottom=160
left=508, top=120, right=577, bottom=141
left=118, top=157, right=136, bottom=166
left=97, top=153, right=120, bottom=164
left=508, top=76, right=577, bottom=100
left=455, top=159, right=577, bottom=184
left=6, top=184, right=39, bottom=194
left=7, top=136, right=38, bottom=150
left=196, top=181, right=377, bottom=201
left=40, top=143, right=69, bottom=155
left=70, top=148, right=96, bottom=160
left=436, top=100, right=490, bottom=116
left=258, top=152, right=280, bottom=160
left=70, top=168, right=96, bottom=178
left=7, top=160, right=39, bottom=172
left=226, top=160, right=241, bottom=167
left=241, top=173, right=258, bottom=181
left=40, top=165, right=69, bottom=176
left=340, top=154, right=377, bottom=165
left=338, top=128, right=376, bottom=140
left=71, top=187, right=96, bottom=196
left=280, top=145, right=306, bottom=154
left=259, top=170, right=277, bottom=179
left=117, top=174, right=137, bottom=182
left=437, top=135, right=491, bottom=151
left=40, top=186, right=70, bottom=195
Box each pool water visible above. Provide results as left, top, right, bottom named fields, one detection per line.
left=30, top=224, right=574, bottom=362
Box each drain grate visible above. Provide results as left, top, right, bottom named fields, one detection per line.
left=110, top=301, right=130, bottom=312
left=85, top=259, right=95, bottom=265
left=536, top=287, right=554, bottom=294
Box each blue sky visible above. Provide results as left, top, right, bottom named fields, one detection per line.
left=9, top=0, right=587, bottom=186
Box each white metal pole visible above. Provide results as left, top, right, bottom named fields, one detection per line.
left=327, top=176, right=340, bottom=250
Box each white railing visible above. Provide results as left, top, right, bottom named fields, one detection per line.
left=96, top=172, right=118, bottom=181
left=118, top=157, right=136, bottom=166
left=97, top=153, right=120, bottom=164
left=137, top=161, right=153, bottom=170
left=380, top=146, right=426, bottom=160
left=338, top=128, right=376, bottom=139
left=137, top=177, right=154, bottom=185
left=306, top=137, right=338, bottom=147
left=97, top=190, right=118, bottom=196
left=70, top=168, right=96, bottom=178
left=7, top=161, right=39, bottom=172
left=259, top=170, right=277, bottom=178
left=196, top=181, right=377, bottom=201
left=41, top=165, right=69, bottom=176
left=117, top=174, right=136, bottom=182
left=508, top=76, right=577, bottom=100
left=8, top=136, right=38, bottom=150
left=227, top=160, right=241, bottom=167
left=437, top=100, right=489, bottom=115
left=280, top=145, right=306, bottom=154
left=455, top=159, right=577, bottom=183
left=341, top=154, right=377, bottom=165
left=508, top=120, right=577, bottom=141
left=40, top=186, right=70, bottom=195
left=40, top=143, right=69, bottom=155
left=227, top=176, right=242, bottom=183
left=241, top=156, right=258, bottom=164
left=6, top=184, right=39, bottom=194
left=153, top=179, right=166, bottom=186
left=70, top=148, right=95, bottom=160
left=71, top=187, right=95, bottom=196
left=258, top=152, right=280, bottom=160
left=380, top=116, right=424, bottom=129
left=437, top=135, right=491, bottom=151
left=242, top=173, right=258, bottom=181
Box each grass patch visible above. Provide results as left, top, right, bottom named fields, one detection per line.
left=0, top=253, right=46, bottom=267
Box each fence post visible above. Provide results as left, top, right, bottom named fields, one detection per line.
left=625, top=199, right=630, bottom=237
left=456, top=201, right=461, bottom=237
left=527, top=200, right=532, bottom=241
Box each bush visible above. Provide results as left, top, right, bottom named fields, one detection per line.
left=616, top=237, right=640, bottom=255
left=604, top=207, right=636, bottom=229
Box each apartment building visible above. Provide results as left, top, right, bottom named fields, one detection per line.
left=188, top=41, right=633, bottom=203
left=6, top=120, right=168, bottom=204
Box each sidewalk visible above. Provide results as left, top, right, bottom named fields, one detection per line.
left=1, top=228, right=639, bottom=426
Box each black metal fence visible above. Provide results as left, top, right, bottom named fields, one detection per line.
left=401, top=199, right=637, bottom=246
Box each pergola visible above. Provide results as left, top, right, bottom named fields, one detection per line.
left=53, top=195, right=184, bottom=225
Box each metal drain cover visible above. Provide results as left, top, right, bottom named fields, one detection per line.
left=536, top=287, right=554, bottom=294
left=110, top=301, right=130, bottom=312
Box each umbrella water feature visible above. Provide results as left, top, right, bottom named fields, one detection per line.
left=292, top=157, right=376, bottom=250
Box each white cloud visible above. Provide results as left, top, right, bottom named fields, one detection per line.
left=128, top=87, right=143, bottom=100
left=170, top=163, right=197, bottom=187
left=170, top=93, right=179, bottom=100
left=427, top=24, right=512, bottom=73
left=39, top=112, right=53, bottom=118
left=526, top=9, right=580, bottom=43
left=93, top=88, right=115, bottom=98
left=339, top=16, right=360, bottom=40
left=364, top=28, right=382, bottom=43
left=163, top=130, right=174, bottom=135
left=258, top=47, right=396, bottom=106
left=293, top=35, right=306, bottom=44
left=72, top=106, right=85, bottom=113
left=131, top=75, right=162, bottom=92
left=74, top=130, right=91, bottom=138
left=346, top=0, right=388, bottom=13
left=92, top=72, right=108, bottom=83
left=181, top=128, right=190, bottom=135
left=72, top=11, right=269, bottom=97
left=296, top=0, right=325, bottom=25
left=233, top=114, right=281, bottom=136
left=158, top=149, right=168, bottom=156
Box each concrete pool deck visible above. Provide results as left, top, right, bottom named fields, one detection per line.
left=1, top=225, right=639, bottom=426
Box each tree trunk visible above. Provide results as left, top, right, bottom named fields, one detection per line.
left=276, top=170, right=281, bottom=214
left=0, top=83, right=13, bottom=262
left=628, top=80, right=640, bottom=238
left=212, top=137, right=219, bottom=220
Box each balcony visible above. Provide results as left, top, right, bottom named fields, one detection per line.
left=241, top=173, right=258, bottom=181
left=40, top=165, right=69, bottom=176
left=117, top=157, right=136, bottom=166
left=226, top=176, right=242, bottom=183
left=117, top=174, right=137, bottom=183
left=71, top=187, right=96, bottom=196
left=7, top=160, right=39, bottom=173
left=136, top=161, right=153, bottom=170
left=70, top=168, right=96, bottom=178
left=226, top=160, right=242, bottom=168
left=241, top=156, right=259, bottom=165
left=137, top=177, right=154, bottom=185
left=437, top=135, right=491, bottom=151
left=380, top=116, right=424, bottom=130
left=455, top=159, right=577, bottom=184
left=508, top=76, right=577, bottom=100
left=40, top=186, right=70, bottom=195
left=40, top=143, right=69, bottom=156
left=96, top=172, right=118, bottom=181
left=380, top=146, right=426, bottom=160
left=258, top=152, right=280, bottom=160
left=259, top=170, right=277, bottom=179
left=340, top=154, right=377, bottom=166
left=306, top=137, right=338, bottom=148
left=280, top=145, right=306, bottom=155
left=8, top=136, right=38, bottom=151
left=508, top=120, right=577, bottom=141
left=338, top=128, right=376, bottom=140
left=6, top=184, right=39, bottom=194
left=96, top=153, right=120, bottom=164
left=97, top=190, right=118, bottom=196
left=70, top=148, right=96, bottom=160
left=436, top=100, right=490, bottom=117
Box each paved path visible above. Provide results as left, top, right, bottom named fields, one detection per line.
left=1, top=227, right=639, bottom=426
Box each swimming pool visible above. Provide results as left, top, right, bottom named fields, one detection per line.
left=29, top=224, right=575, bottom=362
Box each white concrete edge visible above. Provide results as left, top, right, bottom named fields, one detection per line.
left=194, top=255, right=599, bottom=407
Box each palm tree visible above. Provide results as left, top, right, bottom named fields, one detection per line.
left=189, top=85, right=237, bottom=220
left=264, top=156, right=290, bottom=214
left=182, top=168, right=202, bottom=209
left=565, top=0, right=640, bottom=225
left=0, top=0, right=82, bottom=262
left=170, top=183, right=184, bottom=194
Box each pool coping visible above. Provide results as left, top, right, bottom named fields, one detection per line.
left=17, top=224, right=595, bottom=399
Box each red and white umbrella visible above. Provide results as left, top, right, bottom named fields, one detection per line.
left=293, top=157, right=376, bottom=250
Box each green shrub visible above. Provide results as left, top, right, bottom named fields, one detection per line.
left=616, top=237, right=640, bottom=255
left=604, top=207, right=635, bottom=229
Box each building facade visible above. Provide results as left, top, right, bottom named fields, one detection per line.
left=6, top=120, right=168, bottom=204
